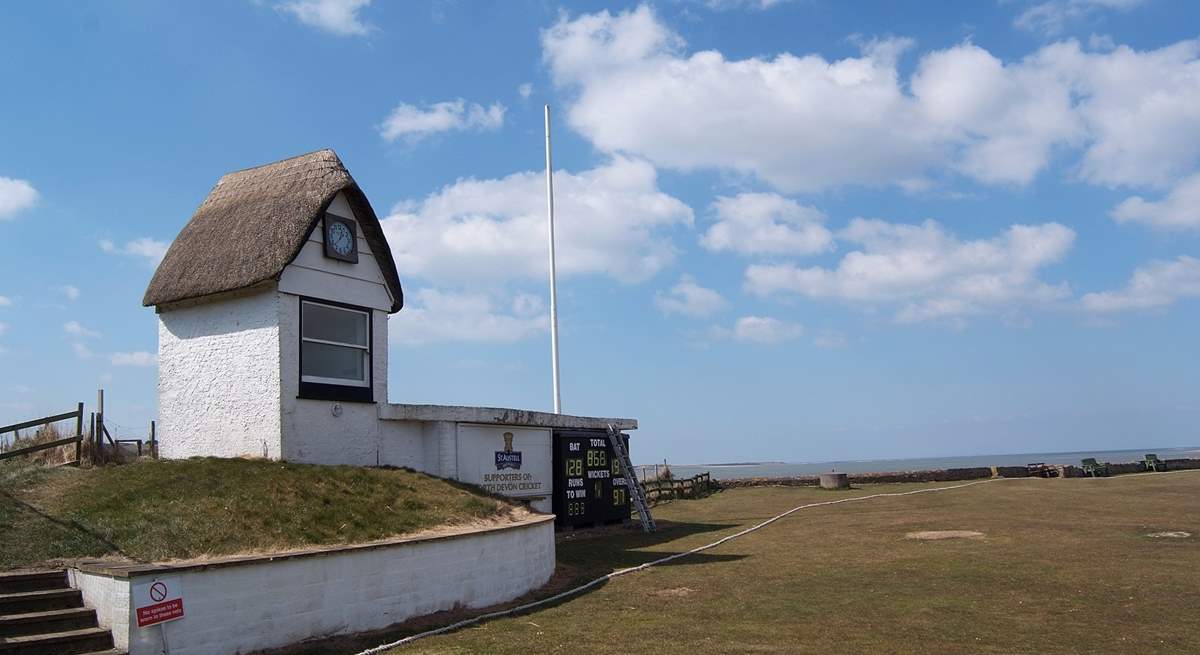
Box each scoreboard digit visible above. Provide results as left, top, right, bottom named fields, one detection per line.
left=552, top=430, right=632, bottom=528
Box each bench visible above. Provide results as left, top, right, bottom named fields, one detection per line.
left=1144, top=453, right=1163, bottom=472
left=1081, top=457, right=1110, bottom=477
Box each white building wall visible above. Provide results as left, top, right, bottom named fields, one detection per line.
left=156, top=290, right=283, bottom=459
left=71, top=518, right=556, bottom=655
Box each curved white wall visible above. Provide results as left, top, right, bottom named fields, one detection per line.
left=72, top=516, right=556, bottom=655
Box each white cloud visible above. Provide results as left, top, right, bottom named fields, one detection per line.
left=72, top=342, right=93, bottom=359
left=543, top=7, right=1200, bottom=193
left=0, top=296, right=11, bottom=307
left=698, top=0, right=790, bottom=10
left=813, top=331, right=848, bottom=349
left=64, top=321, right=100, bottom=339
left=379, top=99, right=505, bottom=143
left=1014, top=0, right=1144, bottom=37
left=0, top=322, right=7, bottom=338
left=1080, top=256, right=1200, bottom=313
left=277, top=0, right=372, bottom=36
left=100, top=237, right=168, bottom=266
left=391, top=288, right=547, bottom=344
left=702, top=193, right=832, bottom=256
left=380, top=156, right=693, bottom=287
left=518, top=83, right=533, bottom=99
left=110, top=351, right=155, bottom=367
left=654, top=275, right=727, bottom=317
left=56, top=285, right=81, bottom=301
left=732, top=316, right=804, bottom=344
left=0, top=176, right=38, bottom=220
left=1111, top=174, right=1200, bottom=230
left=745, top=218, right=1075, bottom=323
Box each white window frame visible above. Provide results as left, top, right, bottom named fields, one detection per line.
left=300, top=300, right=370, bottom=388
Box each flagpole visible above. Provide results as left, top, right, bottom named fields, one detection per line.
left=544, top=104, right=562, bottom=414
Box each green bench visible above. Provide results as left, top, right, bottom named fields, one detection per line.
left=1144, top=453, right=1164, bottom=472
left=1081, top=457, right=1110, bottom=477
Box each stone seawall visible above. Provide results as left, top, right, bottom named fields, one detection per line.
left=718, top=458, right=1200, bottom=488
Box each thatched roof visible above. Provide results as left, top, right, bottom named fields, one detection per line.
left=143, top=149, right=404, bottom=312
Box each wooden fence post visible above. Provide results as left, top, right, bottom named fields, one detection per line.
left=149, top=420, right=157, bottom=459
left=96, top=389, right=104, bottom=463
left=74, top=402, right=83, bottom=465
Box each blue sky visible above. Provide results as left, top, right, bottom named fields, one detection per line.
left=1, top=0, right=1198, bottom=464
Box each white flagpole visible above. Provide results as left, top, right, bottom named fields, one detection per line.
left=544, top=104, right=562, bottom=414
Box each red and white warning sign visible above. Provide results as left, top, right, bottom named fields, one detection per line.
left=132, top=577, right=184, bottom=628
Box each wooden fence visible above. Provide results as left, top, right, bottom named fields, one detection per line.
left=642, top=472, right=715, bottom=504
left=0, top=403, right=85, bottom=466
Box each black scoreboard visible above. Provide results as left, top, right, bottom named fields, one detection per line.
left=552, top=430, right=631, bottom=528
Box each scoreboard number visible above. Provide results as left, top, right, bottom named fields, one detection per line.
left=565, top=458, right=582, bottom=477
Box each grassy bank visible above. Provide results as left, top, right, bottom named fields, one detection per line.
left=378, top=473, right=1200, bottom=654
left=0, top=458, right=515, bottom=570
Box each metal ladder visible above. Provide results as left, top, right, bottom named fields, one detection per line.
left=607, top=424, right=656, bottom=532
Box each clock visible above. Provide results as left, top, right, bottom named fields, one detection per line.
left=323, top=214, right=358, bottom=263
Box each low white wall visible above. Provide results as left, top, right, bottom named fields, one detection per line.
left=68, top=569, right=130, bottom=645
left=70, top=516, right=555, bottom=655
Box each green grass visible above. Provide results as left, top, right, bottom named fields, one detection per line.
left=363, top=473, right=1200, bottom=655
left=0, top=457, right=513, bottom=570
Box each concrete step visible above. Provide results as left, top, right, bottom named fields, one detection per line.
left=0, top=626, right=113, bottom=654
left=0, top=572, right=67, bottom=596
left=0, top=607, right=98, bottom=638
left=0, top=589, right=83, bottom=616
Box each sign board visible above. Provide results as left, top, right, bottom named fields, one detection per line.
left=456, top=425, right=552, bottom=500
left=552, top=430, right=631, bottom=527
left=132, top=577, right=184, bottom=628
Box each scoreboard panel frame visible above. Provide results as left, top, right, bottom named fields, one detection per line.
left=552, top=430, right=631, bottom=528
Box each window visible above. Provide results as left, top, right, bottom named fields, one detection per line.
left=299, top=299, right=372, bottom=402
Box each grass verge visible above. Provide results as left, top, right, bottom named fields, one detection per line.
left=359, top=473, right=1200, bottom=655
left=0, top=457, right=516, bottom=570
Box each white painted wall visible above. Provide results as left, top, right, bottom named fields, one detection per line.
left=71, top=518, right=556, bottom=655
left=157, top=290, right=283, bottom=459
left=278, top=192, right=394, bottom=312
left=68, top=569, right=130, bottom=647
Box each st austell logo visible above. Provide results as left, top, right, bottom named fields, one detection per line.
left=494, top=431, right=523, bottom=470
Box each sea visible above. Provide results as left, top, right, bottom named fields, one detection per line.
left=640, top=446, right=1200, bottom=481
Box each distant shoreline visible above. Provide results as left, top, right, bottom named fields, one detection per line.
left=647, top=446, right=1200, bottom=481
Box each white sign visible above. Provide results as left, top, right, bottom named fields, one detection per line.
left=132, top=577, right=184, bottom=628
left=456, top=425, right=552, bottom=499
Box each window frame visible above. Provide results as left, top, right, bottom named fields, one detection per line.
left=298, top=297, right=374, bottom=403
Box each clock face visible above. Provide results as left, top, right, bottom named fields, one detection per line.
left=328, top=221, right=354, bottom=256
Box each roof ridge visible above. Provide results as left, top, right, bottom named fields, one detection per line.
left=219, top=148, right=340, bottom=178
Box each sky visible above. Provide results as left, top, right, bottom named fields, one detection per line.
left=1, top=0, right=1199, bottom=464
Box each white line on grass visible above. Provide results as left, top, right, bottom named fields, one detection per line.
left=356, top=469, right=1200, bottom=653
left=354, top=477, right=1019, bottom=654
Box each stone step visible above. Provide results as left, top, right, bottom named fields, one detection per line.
left=0, top=607, right=98, bottom=638
left=0, top=571, right=67, bottom=596
left=0, top=626, right=113, bottom=655
left=0, top=589, right=83, bottom=616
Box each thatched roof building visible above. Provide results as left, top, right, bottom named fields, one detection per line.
left=143, top=149, right=403, bottom=312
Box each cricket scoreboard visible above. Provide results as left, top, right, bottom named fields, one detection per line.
left=552, top=431, right=631, bottom=528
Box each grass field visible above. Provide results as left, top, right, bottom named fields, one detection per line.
left=0, top=458, right=514, bottom=570
left=370, top=473, right=1200, bottom=655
